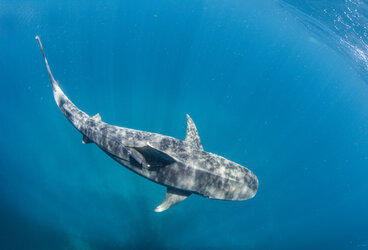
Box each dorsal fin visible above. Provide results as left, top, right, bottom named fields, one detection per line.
left=185, top=114, right=203, bottom=150
left=154, top=187, right=191, bottom=212
left=92, top=113, right=101, bottom=121
left=129, top=144, right=176, bottom=169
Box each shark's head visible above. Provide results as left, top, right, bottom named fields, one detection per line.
left=222, top=159, right=258, bottom=201
left=189, top=152, right=258, bottom=201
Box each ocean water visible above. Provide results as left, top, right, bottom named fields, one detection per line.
left=1, top=0, right=368, bottom=249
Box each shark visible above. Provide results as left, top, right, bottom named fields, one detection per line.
left=35, top=36, right=258, bottom=212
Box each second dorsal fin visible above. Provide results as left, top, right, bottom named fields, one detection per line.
left=185, top=114, right=203, bottom=150
left=92, top=113, right=101, bottom=121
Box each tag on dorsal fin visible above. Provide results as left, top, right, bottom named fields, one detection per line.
left=154, top=187, right=191, bottom=212
left=185, top=114, right=203, bottom=150
left=82, top=135, right=92, bottom=144
left=92, top=113, right=101, bottom=121
left=129, top=144, right=176, bottom=169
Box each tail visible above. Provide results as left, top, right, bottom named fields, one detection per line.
left=35, top=35, right=90, bottom=131
left=35, top=36, right=59, bottom=91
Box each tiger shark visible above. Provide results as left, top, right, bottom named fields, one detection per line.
left=35, top=36, right=258, bottom=212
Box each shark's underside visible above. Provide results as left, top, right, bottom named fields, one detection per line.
left=35, top=36, right=258, bottom=212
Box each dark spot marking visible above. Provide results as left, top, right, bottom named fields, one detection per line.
left=159, top=138, right=170, bottom=151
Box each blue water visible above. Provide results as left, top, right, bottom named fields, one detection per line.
left=1, top=0, right=368, bottom=249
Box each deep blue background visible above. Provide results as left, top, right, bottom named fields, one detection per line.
left=1, top=0, right=368, bottom=249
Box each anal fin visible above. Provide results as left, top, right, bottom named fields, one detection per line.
left=154, top=187, right=191, bottom=212
left=82, top=135, right=92, bottom=144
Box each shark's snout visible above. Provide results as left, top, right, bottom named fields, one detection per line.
left=248, top=175, right=258, bottom=199
left=242, top=173, right=258, bottom=200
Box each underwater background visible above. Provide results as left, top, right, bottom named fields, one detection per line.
left=1, top=0, right=368, bottom=249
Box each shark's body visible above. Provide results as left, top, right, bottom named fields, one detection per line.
left=36, top=36, right=258, bottom=212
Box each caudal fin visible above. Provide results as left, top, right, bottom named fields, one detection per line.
left=35, top=36, right=59, bottom=89
left=35, top=35, right=89, bottom=127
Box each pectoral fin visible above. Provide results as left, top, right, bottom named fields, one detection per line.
left=129, top=145, right=176, bottom=168
left=155, top=187, right=191, bottom=212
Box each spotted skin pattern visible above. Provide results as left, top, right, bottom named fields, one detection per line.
left=36, top=36, right=258, bottom=211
